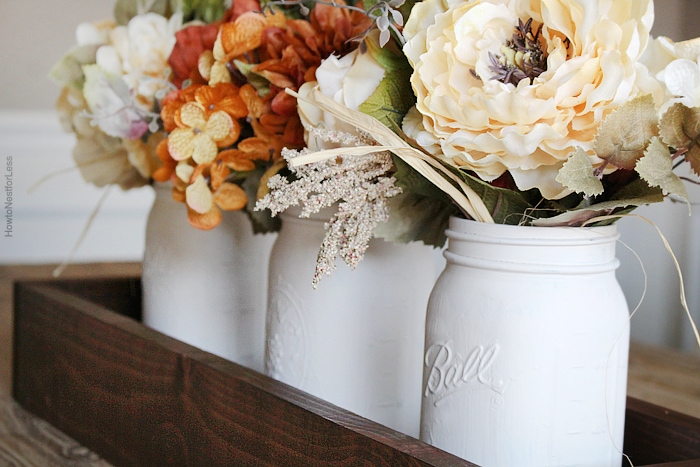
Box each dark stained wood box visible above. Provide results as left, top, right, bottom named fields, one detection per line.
left=12, top=278, right=700, bottom=467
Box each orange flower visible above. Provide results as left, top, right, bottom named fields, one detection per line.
left=168, top=102, right=239, bottom=164
left=201, top=11, right=286, bottom=84
left=166, top=0, right=260, bottom=87
left=184, top=157, right=248, bottom=230
left=219, top=133, right=276, bottom=172
left=156, top=1, right=369, bottom=231
left=152, top=137, right=177, bottom=183
left=160, top=84, right=201, bottom=132
left=190, top=83, right=249, bottom=120
left=307, top=2, right=373, bottom=56
left=238, top=83, right=303, bottom=154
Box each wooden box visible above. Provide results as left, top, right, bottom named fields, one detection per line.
left=12, top=278, right=700, bottom=466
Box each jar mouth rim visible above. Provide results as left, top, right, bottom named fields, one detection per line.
left=448, top=217, right=619, bottom=246
left=443, top=250, right=620, bottom=274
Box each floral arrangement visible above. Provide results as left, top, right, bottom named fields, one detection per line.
left=51, top=0, right=700, bottom=285
left=50, top=0, right=372, bottom=232
left=255, top=0, right=700, bottom=285
left=50, top=0, right=185, bottom=191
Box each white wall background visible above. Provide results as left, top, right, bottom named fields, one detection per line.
left=1, top=0, right=700, bottom=351
left=0, top=0, right=154, bottom=265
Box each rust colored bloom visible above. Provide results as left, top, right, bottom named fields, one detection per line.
left=307, top=2, right=372, bottom=57
left=252, top=2, right=371, bottom=117
left=156, top=0, right=368, bottom=231
left=166, top=0, right=261, bottom=88
left=169, top=23, right=220, bottom=87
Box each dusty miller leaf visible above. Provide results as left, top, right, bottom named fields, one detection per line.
left=659, top=103, right=700, bottom=176
left=594, top=94, right=659, bottom=170
left=531, top=196, right=658, bottom=226
left=636, top=136, right=689, bottom=203
left=532, top=177, right=664, bottom=226
left=556, top=148, right=604, bottom=197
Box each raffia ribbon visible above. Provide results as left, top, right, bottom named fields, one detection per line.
left=286, top=86, right=495, bottom=224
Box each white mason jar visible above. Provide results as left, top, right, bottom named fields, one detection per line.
left=421, top=217, right=630, bottom=466
left=265, top=207, right=442, bottom=438
left=142, top=182, right=276, bottom=372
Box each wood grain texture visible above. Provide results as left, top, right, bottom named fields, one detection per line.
left=623, top=397, right=700, bottom=465
left=628, top=340, right=700, bottom=420
left=13, top=280, right=476, bottom=467
left=644, top=462, right=700, bottom=467
left=0, top=263, right=142, bottom=399
left=0, top=396, right=112, bottom=467
left=6, top=269, right=700, bottom=466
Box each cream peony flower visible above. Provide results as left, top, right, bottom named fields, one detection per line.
left=402, top=0, right=661, bottom=199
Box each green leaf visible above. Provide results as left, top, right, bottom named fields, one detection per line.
left=556, top=148, right=604, bottom=197
left=532, top=177, right=664, bottom=227
left=233, top=61, right=271, bottom=97
left=375, top=156, right=458, bottom=247
left=180, top=0, right=228, bottom=23
left=608, top=175, right=664, bottom=202
left=114, top=0, right=179, bottom=25
left=594, top=94, right=659, bottom=170
left=531, top=197, right=657, bottom=226
left=636, top=136, right=689, bottom=202
left=358, top=36, right=415, bottom=131
left=391, top=154, right=451, bottom=200
left=457, top=170, right=536, bottom=225
left=397, top=0, right=419, bottom=25
left=375, top=191, right=455, bottom=248
left=659, top=103, right=700, bottom=176
left=49, top=44, right=100, bottom=89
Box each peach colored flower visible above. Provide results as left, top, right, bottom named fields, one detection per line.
left=160, top=84, right=202, bottom=132
left=183, top=158, right=248, bottom=230
left=201, top=11, right=286, bottom=85
left=167, top=102, right=239, bottom=164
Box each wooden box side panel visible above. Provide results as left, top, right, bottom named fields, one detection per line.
left=623, top=397, right=700, bottom=465
left=27, top=277, right=142, bottom=319
left=13, top=282, right=475, bottom=467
